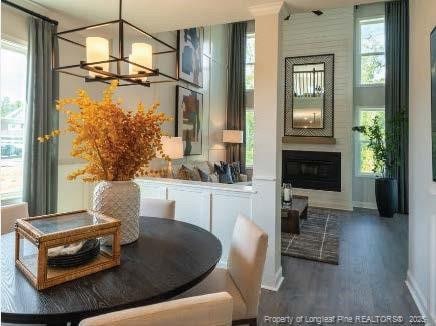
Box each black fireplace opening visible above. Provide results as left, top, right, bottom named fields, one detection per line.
left=282, top=150, right=341, bottom=192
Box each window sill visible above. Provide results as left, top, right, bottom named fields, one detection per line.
left=1, top=197, right=22, bottom=206
left=356, top=83, right=385, bottom=88
left=355, top=173, right=378, bottom=179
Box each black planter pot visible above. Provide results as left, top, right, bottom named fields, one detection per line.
left=375, top=177, right=398, bottom=218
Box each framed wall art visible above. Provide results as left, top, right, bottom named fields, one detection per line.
left=284, top=54, right=335, bottom=137
left=178, top=28, right=203, bottom=87
left=176, top=86, right=203, bottom=156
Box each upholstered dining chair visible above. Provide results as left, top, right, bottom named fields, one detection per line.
left=1, top=202, right=29, bottom=235
left=180, top=214, right=268, bottom=326
left=79, top=292, right=233, bottom=326
left=140, top=198, right=176, bottom=219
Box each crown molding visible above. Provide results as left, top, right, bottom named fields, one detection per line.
left=248, top=1, right=284, bottom=17
left=5, top=0, right=51, bottom=15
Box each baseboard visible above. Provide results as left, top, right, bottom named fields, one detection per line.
left=352, top=201, right=377, bottom=210
left=309, top=199, right=353, bottom=211
left=261, top=266, right=284, bottom=292
left=218, top=261, right=283, bottom=292
left=406, top=270, right=436, bottom=326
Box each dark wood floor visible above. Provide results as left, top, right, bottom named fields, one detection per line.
left=258, top=208, right=420, bottom=325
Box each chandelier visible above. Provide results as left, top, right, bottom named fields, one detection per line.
left=55, top=0, right=177, bottom=87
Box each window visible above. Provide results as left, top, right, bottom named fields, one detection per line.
left=245, top=33, right=255, bottom=89
left=358, top=17, right=385, bottom=85
left=245, top=32, right=255, bottom=166
left=245, top=110, right=255, bottom=166
left=1, top=40, right=27, bottom=204
left=356, top=108, right=385, bottom=175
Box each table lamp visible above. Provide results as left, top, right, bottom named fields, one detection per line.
left=157, top=136, right=184, bottom=175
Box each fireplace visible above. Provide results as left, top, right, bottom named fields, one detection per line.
left=282, top=150, right=341, bottom=192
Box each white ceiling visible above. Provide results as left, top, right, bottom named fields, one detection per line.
left=30, top=0, right=381, bottom=33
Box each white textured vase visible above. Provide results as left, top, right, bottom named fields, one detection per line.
left=93, top=181, right=140, bottom=245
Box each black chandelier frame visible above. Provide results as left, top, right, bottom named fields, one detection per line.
left=54, top=0, right=178, bottom=87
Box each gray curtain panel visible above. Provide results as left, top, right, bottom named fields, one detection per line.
left=23, top=17, right=59, bottom=216
left=226, top=22, right=247, bottom=172
left=385, top=0, right=409, bottom=214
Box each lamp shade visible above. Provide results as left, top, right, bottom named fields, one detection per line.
left=86, top=37, right=109, bottom=78
left=157, top=136, right=184, bottom=159
left=222, top=130, right=243, bottom=144
left=129, top=43, right=153, bottom=81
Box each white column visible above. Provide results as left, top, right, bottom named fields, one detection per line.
left=249, top=1, right=285, bottom=290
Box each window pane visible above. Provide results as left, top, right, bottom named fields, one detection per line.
left=1, top=42, right=27, bottom=203
left=359, top=110, right=385, bottom=139
left=245, top=64, right=254, bottom=90
left=245, top=110, right=255, bottom=166
left=361, top=54, right=385, bottom=85
left=246, top=34, right=255, bottom=64
left=360, top=143, right=376, bottom=174
left=245, top=34, right=255, bottom=90
left=360, top=19, right=385, bottom=53
left=358, top=109, right=385, bottom=174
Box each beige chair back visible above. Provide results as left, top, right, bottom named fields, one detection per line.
left=1, top=202, right=29, bottom=234
left=79, top=292, right=233, bottom=326
left=227, top=214, right=268, bottom=318
left=140, top=198, right=175, bottom=219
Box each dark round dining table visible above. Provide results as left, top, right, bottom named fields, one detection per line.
left=1, top=216, right=222, bottom=325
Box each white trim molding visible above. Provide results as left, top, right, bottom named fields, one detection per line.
left=249, top=1, right=284, bottom=17
left=217, top=264, right=283, bottom=292
left=352, top=201, right=378, bottom=210
left=429, top=182, right=436, bottom=195
left=261, top=266, right=284, bottom=292
left=253, top=176, right=277, bottom=182
left=406, top=271, right=436, bottom=326
left=310, top=199, right=353, bottom=211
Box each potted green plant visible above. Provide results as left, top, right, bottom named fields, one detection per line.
left=39, top=81, right=171, bottom=244
left=352, top=115, right=398, bottom=217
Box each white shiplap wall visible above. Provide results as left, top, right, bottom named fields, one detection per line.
left=281, top=8, right=354, bottom=210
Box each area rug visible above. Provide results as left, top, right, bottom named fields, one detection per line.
left=281, top=211, right=340, bottom=265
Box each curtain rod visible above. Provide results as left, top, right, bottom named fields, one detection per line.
left=1, top=0, right=58, bottom=25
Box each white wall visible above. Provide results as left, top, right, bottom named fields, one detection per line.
left=1, top=4, right=27, bottom=42
left=407, top=0, right=436, bottom=324
left=281, top=8, right=354, bottom=210
left=1, top=2, right=229, bottom=212
left=58, top=25, right=229, bottom=212
left=57, top=25, right=229, bottom=212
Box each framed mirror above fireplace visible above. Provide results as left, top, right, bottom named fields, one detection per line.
left=292, top=63, right=325, bottom=129
left=284, top=54, right=334, bottom=138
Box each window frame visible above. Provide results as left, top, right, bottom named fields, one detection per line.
left=356, top=16, right=386, bottom=87
left=1, top=38, right=28, bottom=205
left=354, top=106, right=385, bottom=178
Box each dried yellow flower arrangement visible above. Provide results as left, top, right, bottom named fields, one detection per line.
left=39, top=81, right=171, bottom=182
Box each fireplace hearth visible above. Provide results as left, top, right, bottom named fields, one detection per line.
left=282, top=150, right=341, bottom=192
